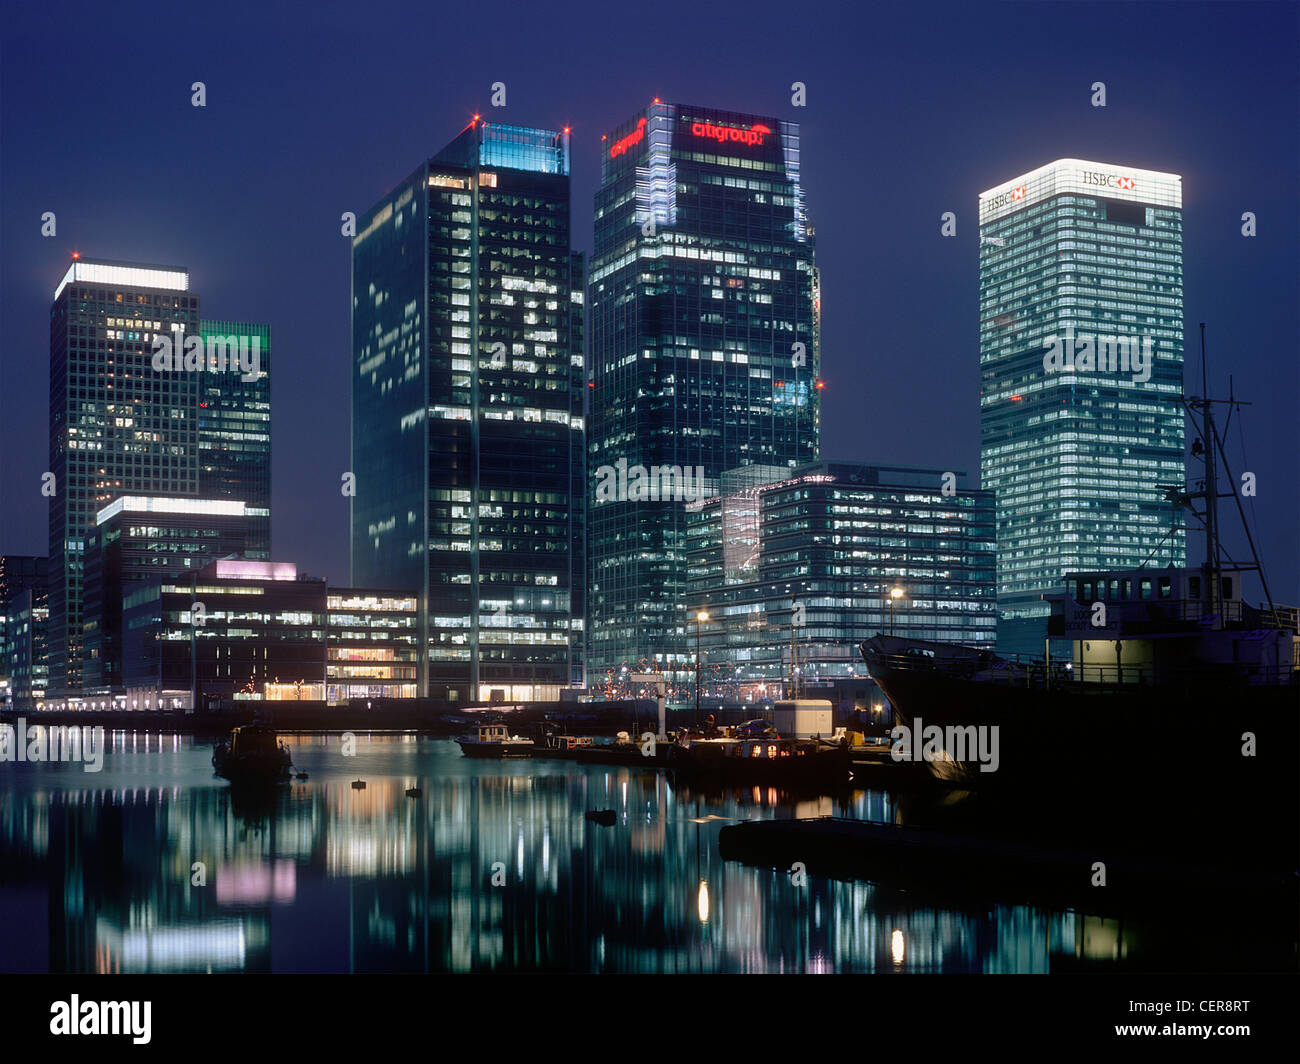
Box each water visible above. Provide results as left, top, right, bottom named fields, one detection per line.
left=0, top=731, right=1286, bottom=973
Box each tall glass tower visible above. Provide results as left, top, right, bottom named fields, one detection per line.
left=350, top=119, right=584, bottom=702
left=978, top=159, right=1185, bottom=654
left=587, top=102, right=820, bottom=683
left=47, top=259, right=199, bottom=701
left=198, top=320, right=271, bottom=557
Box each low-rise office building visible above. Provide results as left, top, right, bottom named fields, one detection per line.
left=684, top=462, right=997, bottom=704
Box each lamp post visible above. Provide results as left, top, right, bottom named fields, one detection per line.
left=695, top=610, right=709, bottom=726
left=889, top=586, right=904, bottom=636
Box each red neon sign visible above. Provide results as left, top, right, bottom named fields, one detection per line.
left=609, top=117, right=647, bottom=159
left=691, top=120, right=771, bottom=148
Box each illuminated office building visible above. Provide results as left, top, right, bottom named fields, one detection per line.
left=350, top=119, right=584, bottom=702
left=978, top=160, right=1185, bottom=654
left=588, top=102, right=820, bottom=682
left=81, top=495, right=262, bottom=695
left=198, top=320, right=272, bottom=557
left=47, top=259, right=200, bottom=701
left=684, top=463, right=996, bottom=700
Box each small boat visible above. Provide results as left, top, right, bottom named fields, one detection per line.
left=405, top=786, right=422, bottom=798
left=457, top=723, right=535, bottom=759
left=585, top=809, right=616, bottom=826
left=351, top=779, right=366, bottom=790
left=666, top=734, right=850, bottom=787
left=212, top=723, right=292, bottom=785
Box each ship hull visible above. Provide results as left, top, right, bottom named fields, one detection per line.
left=863, top=640, right=1299, bottom=798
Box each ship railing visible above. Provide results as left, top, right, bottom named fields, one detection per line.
left=869, top=651, right=1299, bottom=688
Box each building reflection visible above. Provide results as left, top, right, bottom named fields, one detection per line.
left=0, top=735, right=1266, bottom=972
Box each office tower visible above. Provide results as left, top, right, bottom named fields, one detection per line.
left=2, top=587, right=49, bottom=710
left=81, top=495, right=260, bottom=695
left=588, top=102, right=820, bottom=683
left=198, top=320, right=272, bottom=557
left=978, top=160, right=1185, bottom=654
left=683, top=463, right=996, bottom=701
left=0, top=556, right=49, bottom=707
left=350, top=119, right=584, bottom=702
left=47, top=258, right=199, bottom=702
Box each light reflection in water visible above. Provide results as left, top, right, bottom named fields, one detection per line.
left=0, top=732, right=1277, bottom=973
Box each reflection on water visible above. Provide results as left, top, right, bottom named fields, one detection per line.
left=0, top=732, right=1280, bottom=973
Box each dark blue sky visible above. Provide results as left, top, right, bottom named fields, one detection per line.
left=2, top=0, right=1296, bottom=600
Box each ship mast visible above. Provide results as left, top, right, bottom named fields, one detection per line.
left=1167, top=323, right=1277, bottom=625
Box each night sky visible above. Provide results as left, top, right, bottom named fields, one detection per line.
left=2, top=0, right=1296, bottom=601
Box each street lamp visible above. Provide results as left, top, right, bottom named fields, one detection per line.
left=889, top=586, right=905, bottom=636
left=695, top=610, right=709, bottom=726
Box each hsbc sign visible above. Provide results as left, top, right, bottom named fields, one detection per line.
left=1081, top=170, right=1136, bottom=191
left=983, top=185, right=1026, bottom=212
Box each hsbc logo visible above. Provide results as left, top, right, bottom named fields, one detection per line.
left=985, top=185, right=1027, bottom=212
left=1081, top=170, right=1136, bottom=191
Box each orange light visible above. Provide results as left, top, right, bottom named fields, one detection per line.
left=1010, top=394, right=1023, bottom=401
left=815, top=379, right=825, bottom=389
left=72, top=251, right=80, bottom=259
left=563, top=126, right=570, bottom=134
left=653, top=97, right=660, bottom=104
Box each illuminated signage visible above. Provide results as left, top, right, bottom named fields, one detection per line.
left=609, top=117, right=647, bottom=159
left=690, top=120, right=771, bottom=148
left=984, top=185, right=1026, bottom=212
left=1082, top=170, right=1135, bottom=191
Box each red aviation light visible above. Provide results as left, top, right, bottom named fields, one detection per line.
left=72, top=251, right=80, bottom=259
left=609, top=117, right=647, bottom=159
left=814, top=379, right=825, bottom=390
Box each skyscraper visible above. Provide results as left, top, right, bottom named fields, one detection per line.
left=588, top=102, right=820, bottom=682
left=198, top=320, right=272, bottom=557
left=978, top=160, right=1185, bottom=654
left=350, top=119, right=584, bottom=703
left=47, top=259, right=199, bottom=701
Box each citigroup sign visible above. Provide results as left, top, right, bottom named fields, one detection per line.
left=690, top=120, right=771, bottom=147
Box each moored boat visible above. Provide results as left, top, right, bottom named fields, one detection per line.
left=457, top=723, right=535, bottom=758
left=666, top=733, right=850, bottom=787
left=212, top=723, right=292, bottom=785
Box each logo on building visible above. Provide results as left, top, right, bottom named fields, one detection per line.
left=690, top=120, right=771, bottom=148
left=609, top=117, right=647, bottom=159
left=1081, top=170, right=1136, bottom=191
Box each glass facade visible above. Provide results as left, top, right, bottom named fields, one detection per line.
left=682, top=463, right=996, bottom=700
left=588, top=102, right=820, bottom=683
left=326, top=590, right=419, bottom=702
left=47, top=260, right=200, bottom=701
left=978, top=160, right=1185, bottom=654
left=81, top=496, right=260, bottom=694
left=198, top=320, right=272, bottom=557
left=121, top=561, right=327, bottom=709
left=351, top=120, right=584, bottom=702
